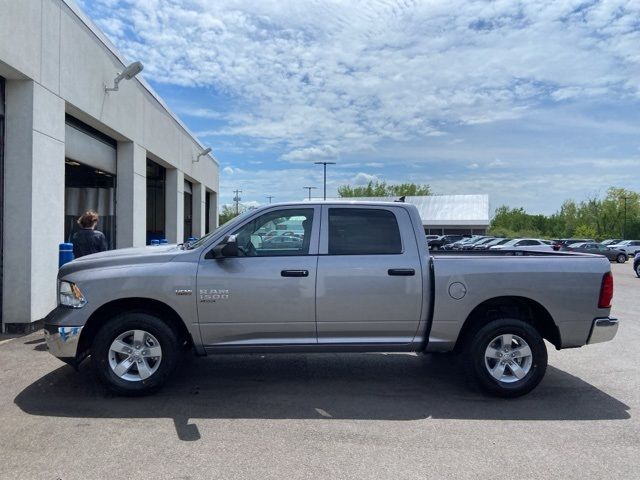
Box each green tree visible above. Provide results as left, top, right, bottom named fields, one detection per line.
left=337, top=181, right=431, bottom=197
left=488, top=187, right=640, bottom=240
left=573, top=224, right=597, bottom=239
left=219, top=204, right=243, bottom=225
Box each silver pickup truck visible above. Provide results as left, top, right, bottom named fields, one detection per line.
left=44, top=201, right=618, bottom=397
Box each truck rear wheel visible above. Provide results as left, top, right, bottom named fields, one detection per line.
left=91, top=312, right=180, bottom=396
left=466, top=318, right=547, bottom=398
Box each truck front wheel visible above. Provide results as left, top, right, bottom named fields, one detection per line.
left=91, top=312, right=181, bottom=396
left=466, top=318, right=547, bottom=398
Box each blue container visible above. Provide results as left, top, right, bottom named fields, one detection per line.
left=150, top=239, right=160, bottom=246
left=59, top=243, right=74, bottom=268
left=160, top=239, right=168, bottom=245
left=187, top=237, right=197, bottom=243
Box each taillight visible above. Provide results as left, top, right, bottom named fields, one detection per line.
left=598, top=272, right=613, bottom=308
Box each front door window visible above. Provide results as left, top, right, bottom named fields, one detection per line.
left=230, top=208, right=314, bottom=256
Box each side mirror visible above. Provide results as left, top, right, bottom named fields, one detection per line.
left=211, top=235, right=238, bottom=259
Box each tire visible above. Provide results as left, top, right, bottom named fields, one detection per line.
left=91, top=312, right=181, bottom=396
left=616, top=254, right=627, bottom=264
left=465, top=318, right=547, bottom=398
left=635, top=263, right=640, bottom=278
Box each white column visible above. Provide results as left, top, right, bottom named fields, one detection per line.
left=208, top=190, right=219, bottom=230
left=192, top=182, right=206, bottom=238
left=116, top=142, right=146, bottom=248
left=165, top=168, right=184, bottom=243
left=2, top=80, right=65, bottom=326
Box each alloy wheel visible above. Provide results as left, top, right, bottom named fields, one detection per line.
left=108, top=329, right=162, bottom=382
left=484, top=334, right=533, bottom=384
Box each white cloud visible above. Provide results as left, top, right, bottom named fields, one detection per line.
left=280, top=145, right=338, bottom=163
left=85, top=0, right=640, bottom=163
left=352, top=172, right=379, bottom=185
left=222, top=166, right=235, bottom=175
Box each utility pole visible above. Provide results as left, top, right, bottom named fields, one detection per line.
left=623, top=196, right=628, bottom=240
left=265, top=195, right=274, bottom=204
left=314, top=161, right=336, bottom=200
left=233, top=189, right=242, bottom=215
left=303, top=186, right=317, bottom=200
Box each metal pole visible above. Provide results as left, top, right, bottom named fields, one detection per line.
left=303, top=186, right=316, bottom=200
left=623, top=196, right=628, bottom=240
left=314, top=162, right=336, bottom=200
left=265, top=195, right=274, bottom=204
left=323, top=164, right=327, bottom=200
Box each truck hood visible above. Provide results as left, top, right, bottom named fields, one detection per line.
left=59, top=245, right=181, bottom=277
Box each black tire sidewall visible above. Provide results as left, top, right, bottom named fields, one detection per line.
left=617, top=254, right=626, bottom=264
left=467, top=318, right=547, bottom=398
left=92, top=312, right=180, bottom=396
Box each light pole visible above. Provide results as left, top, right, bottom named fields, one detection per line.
left=265, top=195, right=274, bottom=204
left=314, top=161, right=336, bottom=200
left=303, top=186, right=317, bottom=200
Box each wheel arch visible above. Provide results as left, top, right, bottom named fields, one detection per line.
left=77, top=297, right=192, bottom=362
left=454, top=296, right=561, bottom=352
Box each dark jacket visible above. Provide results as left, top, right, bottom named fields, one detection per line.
left=72, top=228, right=108, bottom=258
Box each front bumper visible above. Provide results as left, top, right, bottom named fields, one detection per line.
left=44, top=325, right=83, bottom=359
left=587, top=317, right=619, bottom=345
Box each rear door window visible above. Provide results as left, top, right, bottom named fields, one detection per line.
left=328, top=208, right=402, bottom=255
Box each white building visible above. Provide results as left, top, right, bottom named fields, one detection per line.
left=0, top=0, right=219, bottom=332
left=325, top=195, right=490, bottom=235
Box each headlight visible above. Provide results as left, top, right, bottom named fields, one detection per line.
left=58, top=280, right=87, bottom=308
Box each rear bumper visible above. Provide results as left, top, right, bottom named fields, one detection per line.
left=587, top=317, right=618, bottom=345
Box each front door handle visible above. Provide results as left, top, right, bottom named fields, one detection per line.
left=281, top=269, right=309, bottom=277
left=388, top=268, right=415, bottom=276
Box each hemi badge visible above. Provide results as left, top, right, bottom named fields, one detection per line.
left=175, top=289, right=193, bottom=296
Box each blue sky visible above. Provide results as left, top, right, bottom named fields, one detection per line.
left=80, top=0, right=640, bottom=215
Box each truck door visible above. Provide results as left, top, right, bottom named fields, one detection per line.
left=316, top=205, right=423, bottom=344
left=196, top=206, right=320, bottom=347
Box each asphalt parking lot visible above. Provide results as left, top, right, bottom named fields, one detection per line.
left=0, top=263, right=638, bottom=479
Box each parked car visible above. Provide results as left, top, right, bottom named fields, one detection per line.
left=490, top=238, right=554, bottom=252
left=601, top=239, right=623, bottom=246
left=608, top=240, right=640, bottom=257
left=474, top=238, right=510, bottom=250
left=634, top=253, right=640, bottom=277
left=45, top=201, right=618, bottom=398
left=561, top=242, right=628, bottom=263
left=262, top=235, right=303, bottom=249
left=461, top=237, right=495, bottom=250
left=428, top=234, right=467, bottom=250
left=452, top=236, right=492, bottom=250
left=552, top=238, right=596, bottom=251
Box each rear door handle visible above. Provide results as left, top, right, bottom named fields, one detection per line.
left=281, top=270, right=309, bottom=277
left=388, top=268, right=415, bottom=276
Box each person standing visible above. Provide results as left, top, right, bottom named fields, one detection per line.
left=71, top=210, right=108, bottom=258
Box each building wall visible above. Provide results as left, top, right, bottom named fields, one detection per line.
left=0, top=0, right=219, bottom=329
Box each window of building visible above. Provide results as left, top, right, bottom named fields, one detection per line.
left=146, top=160, right=166, bottom=244
left=230, top=208, right=314, bottom=256
left=328, top=208, right=402, bottom=255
